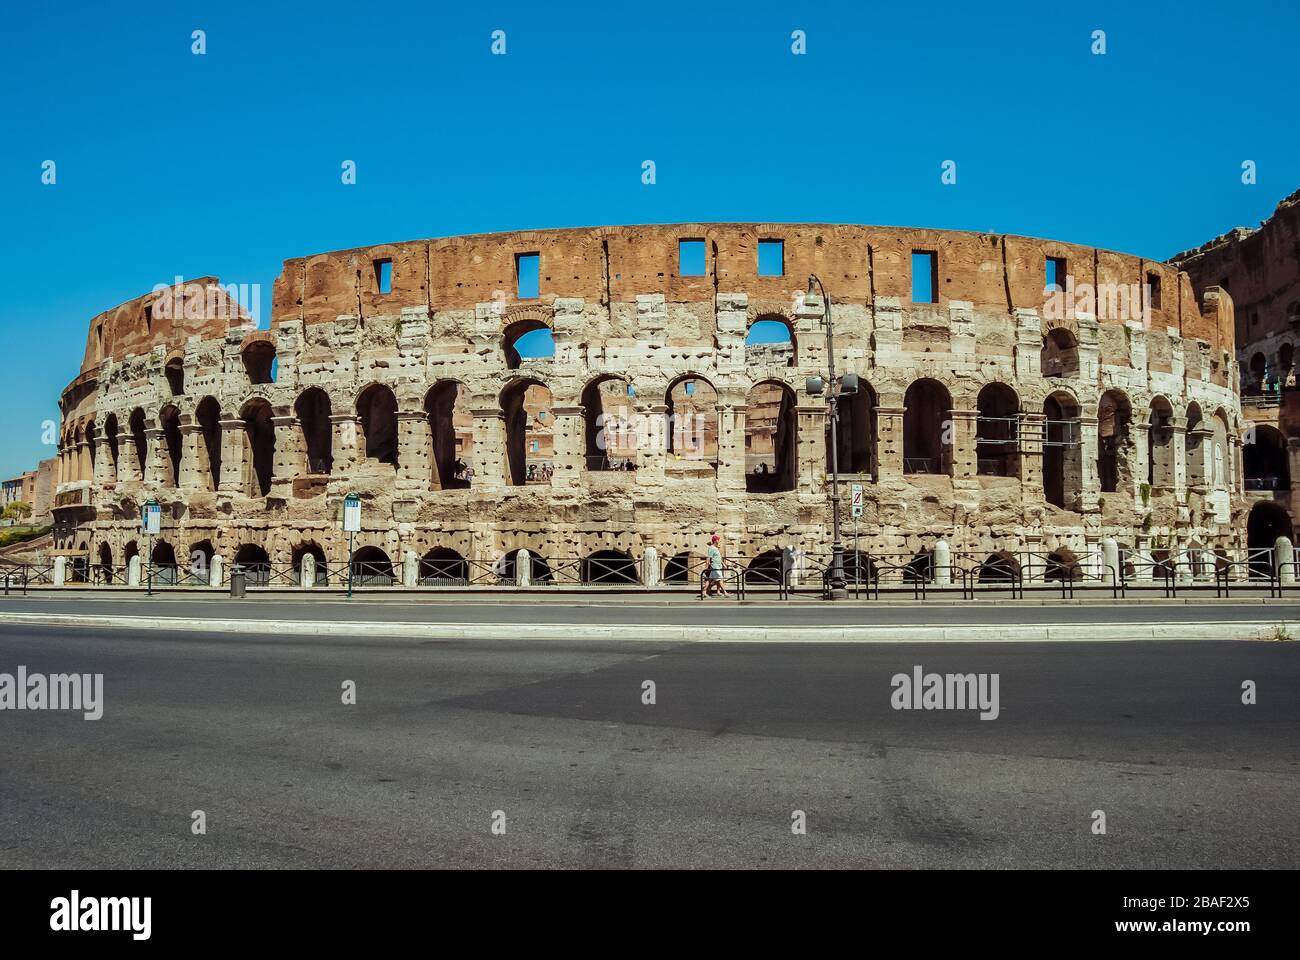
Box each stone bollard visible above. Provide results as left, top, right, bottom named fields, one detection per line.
left=933, top=539, right=951, bottom=586
left=1275, top=536, right=1295, bottom=584
left=1101, top=537, right=1119, bottom=585
left=53, top=556, right=67, bottom=587
left=402, top=549, right=418, bottom=587
left=127, top=555, right=142, bottom=587
left=209, top=554, right=224, bottom=588
left=301, top=553, right=316, bottom=589
left=642, top=546, right=659, bottom=587
left=516, top=549, right=532, bottom=587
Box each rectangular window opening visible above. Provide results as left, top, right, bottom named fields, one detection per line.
left=374, top=258, right=393, bottom=294
left=516, top=253, right=540, bottom=299
left=1147, top=271, right=1162, bottom=310
left=758, top=239, right=784, bottom=277
left=678, top=239, right=705, bottom=277
left=1046, top=256, right=1067, bottom=292
left=911, top=251, right=938, bottom=304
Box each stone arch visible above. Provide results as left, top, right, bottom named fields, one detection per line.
left=745, top=313, right=796, bottom=367
left=351, top=545, right=394, bottom=585
left=1040, top=326, right=1080, bottom=377
left=502, top=310, right=554, bottom=369
left=159, top=404, right=183, bottom=486
left=128, top=407, right=148, bottom=481
left=1280, top=343, right=1295, bottom=385
left=189, top=539, right=215, bottom=578
left=355, top=383, right=399, bottom=466
left=903, top=378, right=952, bottom=475
left=1147, top=395, right=1175, bottom=489
left=239, top=397, right=275, bottom=497
left=1243, top=424, right=1288, bottom=490
left=102, top=413, right=120, bottom=479
left=498, top=548, right=552, bottom=584
left=234, top=543, right=271, bottom=585
left=165, top=353, right=185, bottom=396
left=1249, top=351, right=1267, bottom=391
left=425, top=380, right=472, bottom=489
left=291, top=541, right=329, bottom=586
left=582, top=549, right=638, bottom=584
left=420, top=547, right=468, bottom=584
left=500, top=378, right=554, bottom=486
left=97, top=542, right=114, bottom=584
left=976, top=382, right=1020, bottom=477
left=745, top=380, right=797, bottom=492
left=665, top=374, right=718, bottom=462
left=1097, top=389, right=1133, bottom=493
left=294, top=387, right=333, bottom=475
left=979, top=550, right=1020, bottom=583
left=829, top=377, right=876, bottom=476
left=195, top=396, right=222, bottom=491
left=151, top=540, right=179, bottom=585
left=1044, top=547, right=1082, bottom=581
left=744, top=549, right=785, bottom=585
left=1044, top=389, right=1082, bottom=509
left=582, top=374, right=636, bottom=471
left=241, top=334, right=276, bottom=385
left=1247, top=501, right=1292, bottom=577
left=904, top=548, right=934, bottom=582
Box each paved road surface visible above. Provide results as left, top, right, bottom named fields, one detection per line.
left=1, top=624, right=1296, bottom=868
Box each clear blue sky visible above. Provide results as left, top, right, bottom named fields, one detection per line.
left=1, top=0, right=1296, bottom=478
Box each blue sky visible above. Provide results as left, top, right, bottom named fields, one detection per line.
left=1, top=0, right=1296, bottom=478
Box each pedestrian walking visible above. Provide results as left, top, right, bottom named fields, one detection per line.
left=705, top=534, right=727, bottom=597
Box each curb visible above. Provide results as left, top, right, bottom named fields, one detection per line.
left=0, top=611, right=1291, bottom=643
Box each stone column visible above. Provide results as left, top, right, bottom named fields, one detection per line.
left=948, top=408, right=979, bottom=479
left=178, top=423, right=204, bottom=489
left=1132, top=422, right=1151, bottom=505
left=1187, top=424, right=1213, bottom=494
left=271, top=414, right=302, bottom=497
left=218, top=418, right=246, bottom=495
left=144, top=427, right=169, bottom=486
left=395, top=410, right=429, bottom=487
left=331, top=414, right=360, bottom=475
left=549, top=404, right=585, bottom=490
left=470, top=406, right=507, bottom=490
left=637, top=399, right=668, bottom=484
left=715, top=400, right=746, bottom=495
left=116, top=430, right=141, bottom=484
left=1171, top=416, right=1188, bottom=501
left=874, top=406, right=905, bottom=481
left=93, top=435, right=115, bottom=489
left=1019, top=411, right=1045, bottom=489
left=1077, top=415, right=1100, bottom=513
left=796, top=402, right=827, bottom=495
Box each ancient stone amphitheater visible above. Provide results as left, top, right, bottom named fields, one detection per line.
left=52, top=224, right=1246, bottom=587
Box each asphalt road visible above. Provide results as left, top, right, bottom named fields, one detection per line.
left=3, top=594, right=1300, bottom=628
left=2, top=623, right=1297, bottom=869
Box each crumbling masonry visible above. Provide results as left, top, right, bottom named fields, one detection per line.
left=53, top=223, right=1247, bottom=584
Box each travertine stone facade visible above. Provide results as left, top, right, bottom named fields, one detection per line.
left=55, top=224, right=1245, bottom=581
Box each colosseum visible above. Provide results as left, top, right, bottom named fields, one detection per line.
left=51, top=223, right=1248, bottom=588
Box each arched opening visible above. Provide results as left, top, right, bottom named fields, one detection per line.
left=234, top=543, right=271, bottom=586
left=745, top=317, right=795, bottom=367
left=665, top=376, right=718, bottom=463
left=189, top=539, right=214, bottom=580
left=503, top=319, right=554, bottom=370
left=1044, top=548, right=1082, bottom=581
left=1243, top=424, right=1288, bottom=490
left=582, top=549, right=638, bottom=584
left=745, top=549, right=785, bottom=585
left=498, top=549, right=552, bottom=583
left=1040, top=327, right=1080, bottom=377
left=351, top=546, right=394, bottom=586
left=1249, top=352, right=1267, bottom=392
left=904, top=549, right=934, bottom=582
left=124, top=541, right=139, bottom=567
left=664, top=551, right=696, bottom=583
left=159, top=405, right=182, bottom=486
left=1147, top=396, right=1175, bottom=489
left=501, top=379, right=554, bottom=485
left=128, top=408, right=148, bottom=481
left=425, top=381, right=472, bottom=489
left=102, top=413, right=120, bottom=480
left=195, top=397, right=222, bottom=491
left=150, top=541, right=178, bottom=585
left=583, top=377, right=637, bottom=471
left=903, top=379, right=952, bottom=475
left=1280, top=344, right=1295, bottom=386
left=419, top=547, right=468, bottom=584
left=1247, top=501, right=1292, bottom=577
left=745, top=381, right=797, bottom=492
left=295, top=388, right=333, bottom=475
left=843, top=550, right=876, bottom=584
left=1044, top=391, right=1082, bottom=509
left=356, top=384, right=398, bottom=466
left=828, top=381, right=876, bottom=476
left=1185, top=402, right=1206, bottom=489
left=85, top=421, right=98, bottom=476
left=291, top=542, right=329, bottom=586
left=979, top=551, right=1020, bottom=583
left=1097, top=390, right=1132, bottom=493
left=976, top=383, right=1019, bottom=477
left=242, top=340, right=276, bottom=384
left=239, top=398, right=276, bottom=497
left=165, top=357, right=185, bottom=396
left=96, top=542, right=114, bottom=584
left=71, top=543, right=88, bottom=583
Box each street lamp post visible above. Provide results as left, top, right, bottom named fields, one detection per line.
left=807, top=274, right=848, bottom=601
